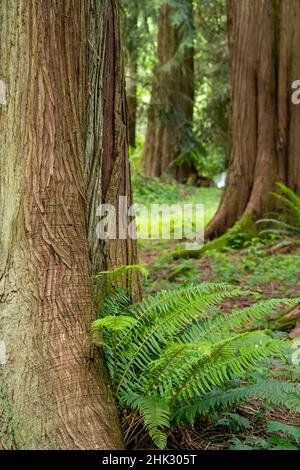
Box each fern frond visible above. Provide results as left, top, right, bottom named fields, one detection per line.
left=174, top=381, right=300, bottom=425
left=275, top=183, right=300, bottom=221
left=92, top=281, right=299, bottom=449
left=179, top=298, right=300, bottom=344
left=99, top=287, right=132, bottom=317
left=258, top=219, right=300, bottom=233
left=172, top=333, right=283, bottom=403
left=92, top=315, right=138, bottom=331
left=95, top=264, right=149, bottom=281
left=257, top=184, right=300, bottom=238
left=124, top=394, right=171, bottom=449
left=115, top=285, right=247, bottom=394
left=125, top=282, right=244, bottom=323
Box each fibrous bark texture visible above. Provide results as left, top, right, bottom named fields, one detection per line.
left=127, top=53, right=138, bottom=149
left=0, top=0, right=137, bottom=450
left=124, top=3, right=139, bottom=149
left=206, top=0, right=300, bottom=239
left=85, top=0, right=141, bottom=297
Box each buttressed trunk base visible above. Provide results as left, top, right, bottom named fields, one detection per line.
left=206, top=0, right=300, bottom=239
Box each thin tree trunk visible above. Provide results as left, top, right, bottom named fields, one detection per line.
left=142, top=1, right=195, bottom=181
left=0, top=0, right=127, bottom=450
left=206, top=0, right=300, bottom=239
left=123, top=1, right=139, bottom=149
left=85, top=0, right=141, bottom=298
left=127, top=55, right=138, bottom=149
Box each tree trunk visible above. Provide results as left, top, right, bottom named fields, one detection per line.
left=142, top=1, right=195, bottom=182
left=85, top=1, right=141, bottom=298
left=0, top=0, right=135, bottom=450
left=123, top=1, right=139, bottom=149
left=206, top=0, right=300, bottom=239
left=278, top=0, right=300, bottom=196
left=127, top=54, right=138, bottom=149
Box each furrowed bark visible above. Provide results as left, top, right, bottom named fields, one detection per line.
left=124, top=2, right=139, bottom=150
left=0, top=0, right=124, bottom=450
left=85, top=0, right=141, bottom=298
left=278, top=0, right=300, bottom=195
left=127, top=54, right=138, bottom=149
left=206, top=0, right=300, bottom=239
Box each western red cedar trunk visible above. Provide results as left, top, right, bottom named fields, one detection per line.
left=85, top=0, right=141, bottom=298
left=278, top=0, right=300, bottom=195
left=127, top=54, right=138, bottom=149
left=125, top=4, right=139, bottom=149
left=142, top=1, right=195, bottom=181
left=206, top=0, right=300, bottom=239
left=0, top=0, right=137, bottom=450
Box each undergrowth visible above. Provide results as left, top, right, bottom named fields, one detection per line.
left=92, top=272, right=300, bottom=449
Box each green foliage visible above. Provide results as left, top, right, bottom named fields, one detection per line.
left=228, top=418, right=300, bottom=450
left=229, top=438, right=254, bottom=450
left=177, top=147, right=227, bottom=179
left=132, top=174, right=221, bottom=207
left=132, top=175, right=221, bottom=245
left=194, top=0, right=230, bottom=172
left=167, top=259, right=198, bottom=282
left=92, top=282, right=300, bottom=448
left=215, top=412, right=253, bottom=432
left=132, top=174, right=184, bottom=203
left=94, top=264, right=148, bottom=298
left=204, top=243, right=300, bottom=293
left=174, top=214, right=257, bottom=260
left=225, top=217, right=257, bottom=249
left=122, top=0, right=158, bottom=144
left=123, top=0, right=229, bottom=176
left=175, top=380, right=300, bottom=425
left=248, top=253, right=300, bottom=289
left=258, top=183, right=300, bottom=239
left=241, top=237, right=269, bottom=271
left=267, top=420, right=300, bottom=442
left=129, top=140, right=145, bottom=173
left=93, top=315, right=138, bottom=332
left=264, top=436, right=299, bottom=450
left=208, top=251, right=240, bottom=284
left=95, top=264, right=149, bottom=283
left=273, top=183, right=300, bottom=226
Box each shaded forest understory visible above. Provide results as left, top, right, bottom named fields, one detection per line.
left=134, top=177, right=300, bottom=450
left=1, top=0, right=300, bottom=452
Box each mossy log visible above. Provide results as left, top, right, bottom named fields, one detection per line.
left=272, top=305, right=300, bottom=338
left=173, top=214, right=257, bottom=259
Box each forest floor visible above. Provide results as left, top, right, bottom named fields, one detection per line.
left=132, top=176, right=300, bottom=450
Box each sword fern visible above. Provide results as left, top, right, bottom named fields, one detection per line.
left=92, top=282, right=300, bottom=448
